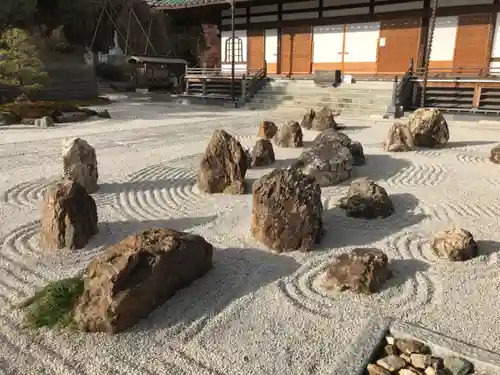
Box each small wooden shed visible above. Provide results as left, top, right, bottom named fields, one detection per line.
left=126, top=55, right=187, bottom=91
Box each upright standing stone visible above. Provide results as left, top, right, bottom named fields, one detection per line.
left=311, top=106, right=338, bottom=131
left=40, top=179, right=98, bottom=250
left=300, top=108, right=315, bottom=129
left=257, top=120, right=278, bottom=140
left=198, top=129, right=249, bottom=194
left=274, top=120, right=303, bottom=148
left=251, top=168, right=324, bottom=252
left=384, top=122, right=415, bottom=152
left=62, top=138, right=99, bottom=193
left=251, top=139, right=275, bottom=167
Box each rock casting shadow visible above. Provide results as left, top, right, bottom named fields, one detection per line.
left=476, top=240, right=500, bottom=257
left=353, top=154, right=411, bottom=182
left=89, top=216, right=217, bottom=248
left=378, top=258, right=430, bottom=293
left=321, top=193, right=426, bottom=248
left=129, top=246, right=299, bottom=333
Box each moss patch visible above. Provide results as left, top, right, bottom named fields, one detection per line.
left=19, top=276, right=84, bottom=329
left=0, top=97, right=112, bottom=119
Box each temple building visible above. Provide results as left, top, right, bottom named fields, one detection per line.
left=152, top=0, right=500, bottom=77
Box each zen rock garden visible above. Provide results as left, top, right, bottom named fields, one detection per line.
left=18, top=105, right=499, bottom=345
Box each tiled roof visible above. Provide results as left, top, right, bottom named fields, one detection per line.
left=149, top=0, right=229, bottom=9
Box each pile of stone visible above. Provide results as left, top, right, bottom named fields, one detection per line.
left=0, top=95, right=111, bottom=128
left=367, top=336, right=476, bottom=375
left=29, top=133, right=216, bottom=333
left=40, top=137, right=100, bottom=250
left=384, top=108, right=449, bottom=151
left=194, top=109, right=377, bottom=253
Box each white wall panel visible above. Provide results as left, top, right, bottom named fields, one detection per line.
left=429, top=16, right=458, bottom=61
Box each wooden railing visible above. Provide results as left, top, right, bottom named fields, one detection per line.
left=183, top=65, right=268, bottom=103
left=413, top=66, right=500, bottom=78
left=409, top=70, right=500, bottom=112
left=241, top=65, right=267, bottom=103
left=185, top=67, right=262, bottom=79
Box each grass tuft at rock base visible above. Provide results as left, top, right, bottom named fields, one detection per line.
left=19, top=276, right=84, bottom=329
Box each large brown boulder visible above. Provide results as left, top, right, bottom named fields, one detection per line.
left=257, top=120, right=278, bottom=140
left=313, top=128, right=351, bottom=149
left=198, top=129, right=249, bottom=194
left=338, top=178, right=394, bottom=219
left=274, top=120, right=303, bottom=148
left=62, top=138, right=99, bottom=193
left=40, top=179, right=98, bottom=250
left=323, top=248, right=392, bottom=294
left=384, top=122, right=414, bottom=152
left=408, top=108, right=449, bottom=148
left=431, top=228, right=478, bottom=261
left=300, top=108, right=315, bottom=129
left=73, top=228, right=213, bottom=333
left=251, top=139, right=275, bottom=167
left=251, top=168, right=324, bottom=252
left=490, top=144, right=500, bottom=164
left=294, top=141, right=352, bottom=186
left=311, top=106, right=338, bottom=131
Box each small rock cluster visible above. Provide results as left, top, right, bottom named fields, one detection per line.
left=384, top=108, right=449, bottom=151
left=40, top=137, right=100, bottom=250
left=196, top=107, right=370, bottom=252
left=368, top=336, right=476, bottom=375
left=0, top=96, right=111, bottom=127
left=34, top=134, right=215, bottom=333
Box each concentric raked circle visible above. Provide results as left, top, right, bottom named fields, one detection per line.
left=278, top=252, right=435, bottom=320
left=113, top=154, right=214, bottom=220
left=1, top=177, right=57, bottom=208
left=386, top=230, right=500, bottom=269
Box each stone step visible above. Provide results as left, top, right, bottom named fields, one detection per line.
left=249, top=102, right=387, bottom=110
left=261, top=87, right=393, bottom=94
left=246, top=103, right=388, bottom=114
left=258, top=89, right=392, bottom=96
left=254, top=94, right=393, bottom=103
left=250, top=97, right=389, bottom=107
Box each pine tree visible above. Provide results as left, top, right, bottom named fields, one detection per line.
left=0, top=28, right=49, bottom=91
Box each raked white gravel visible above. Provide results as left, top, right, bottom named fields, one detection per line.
left=1, top=101, right=500, bottom=375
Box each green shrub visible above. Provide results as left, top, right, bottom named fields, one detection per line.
left=19, top=276, right=84, bottom=329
